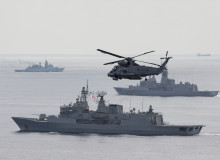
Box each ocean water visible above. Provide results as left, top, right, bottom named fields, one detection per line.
left=0, top=54, right=220, bottom=160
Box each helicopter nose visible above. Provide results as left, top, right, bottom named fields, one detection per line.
left=108, top=72, right=113, bottom=77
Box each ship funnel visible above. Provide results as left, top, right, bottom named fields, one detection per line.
left=149, top=105, right=153, bottom=113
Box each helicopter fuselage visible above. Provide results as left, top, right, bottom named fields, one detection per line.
left=97, top=49, right=171, bottom=80
left=108, top=58, right=171, bottom=80
left=108, top=64, right=161, bottom=80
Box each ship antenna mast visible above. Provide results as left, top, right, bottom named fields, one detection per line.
left=86, top=79, right=89, bottom=92
left=129, top=96, right=131, bottom=111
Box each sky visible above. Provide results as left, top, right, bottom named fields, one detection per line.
left=0, top=0, right=220, bottom=55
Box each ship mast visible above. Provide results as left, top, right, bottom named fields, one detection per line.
left=86, top=79, right=88, bottom=93
left=79, top=81, right=90, bottom=109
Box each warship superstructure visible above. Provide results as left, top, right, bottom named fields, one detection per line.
left=14, top=60, right=64, bottom=72
left=114, top=71, right=218, bottom=97
left=12, top=83, right=203, bottom=136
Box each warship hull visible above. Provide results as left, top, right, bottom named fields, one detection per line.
left=14, top=68, right=64, bottom=72
left=12, top=117, right=202, bottom=136
left=114, top=87, right=219, bottom=97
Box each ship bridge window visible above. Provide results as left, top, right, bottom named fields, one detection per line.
left=189, top=127, right=193, bottom=131
left=179, top=127, right=186, bottom=131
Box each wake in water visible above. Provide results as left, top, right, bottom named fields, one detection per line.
left=201, top=133, right=220, bottom=136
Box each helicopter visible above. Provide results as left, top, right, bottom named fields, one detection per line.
left=97, top=49, right=172, bottom=80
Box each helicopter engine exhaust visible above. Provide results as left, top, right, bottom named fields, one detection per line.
left=118, top=60, right=128, bottom=66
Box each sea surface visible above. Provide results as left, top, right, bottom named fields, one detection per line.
left=0, top=54, right=220, bottom=160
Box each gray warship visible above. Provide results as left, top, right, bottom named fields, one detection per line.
left=14, top=60, right=64, bottom=72
left=114, top=71, right=218, bottom=97
left=12, top=83, right=203, bottom=136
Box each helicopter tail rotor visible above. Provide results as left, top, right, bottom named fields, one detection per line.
left=160, top=51, right=172, bottom=60
left=159, top=51, right=172, bottom=70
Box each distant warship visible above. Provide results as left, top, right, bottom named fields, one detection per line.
left=12, top=82, right=203, bottom=136
left=197, top=53, right=211, bottom=56
left=114, top=71, right=218, bottom=97
left=14, top=60, right=64, bottom=72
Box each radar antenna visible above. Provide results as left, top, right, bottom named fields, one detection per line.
left=96, top=91, right=107, bottom=97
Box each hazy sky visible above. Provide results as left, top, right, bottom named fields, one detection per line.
left=0, top=0, right=220, bottom=55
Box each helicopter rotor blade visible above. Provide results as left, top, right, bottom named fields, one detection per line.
left=166, top=51, right=168, bottom=57
left=132, top=50, right=155, bottom=59
left=135, top=60, right=161, bottom=67
left=97, top=49, right=125, bottom=58
left=103, top=60, right=122, bottom=65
